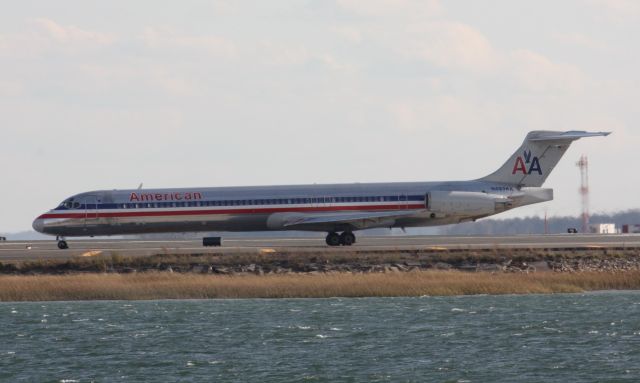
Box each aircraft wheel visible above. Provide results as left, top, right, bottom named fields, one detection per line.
left=326, top=232, right=341, bottom=246
left=340, top=232, right=355, bottom=246
left=57, top=240, right=69, bottom=250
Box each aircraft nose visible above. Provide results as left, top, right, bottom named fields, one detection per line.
left=32, top=217, right=45, bottom=233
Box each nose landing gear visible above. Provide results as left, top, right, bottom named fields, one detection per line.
left=325, top=231, right=356, bottom=246
left=56, top=236, right=68, bottom=250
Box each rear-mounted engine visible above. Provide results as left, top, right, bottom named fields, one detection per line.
left=428, top=191, right=513, bottom=216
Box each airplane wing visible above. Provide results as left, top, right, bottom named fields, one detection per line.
left=279, top=209, right=425, bottom=230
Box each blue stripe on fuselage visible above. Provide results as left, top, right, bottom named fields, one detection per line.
left=54, top=194, right=426, bottom=210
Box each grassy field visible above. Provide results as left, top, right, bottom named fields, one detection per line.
left=2, top=270, right=640, bottom=301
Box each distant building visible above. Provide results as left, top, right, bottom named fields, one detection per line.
left=589, top=223, right=617, bottom=234
left=622, top=224, right=640, bottom=234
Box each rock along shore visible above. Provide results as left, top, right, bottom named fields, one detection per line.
left=2, top=248, right=640, bottom=275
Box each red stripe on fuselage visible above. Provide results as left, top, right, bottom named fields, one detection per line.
left=39, top=204, right=425, bottom=220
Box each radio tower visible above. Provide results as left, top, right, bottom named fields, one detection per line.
left=576, top=155, right=590, bottom=233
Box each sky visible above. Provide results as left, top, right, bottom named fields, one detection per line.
left=1, top=0, right=639, bottom=233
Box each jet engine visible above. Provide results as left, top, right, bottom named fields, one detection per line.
left=428, top=191, right=513, bottom=216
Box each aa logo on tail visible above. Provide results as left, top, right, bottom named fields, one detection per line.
left=512, top=150, right=542, bottom=175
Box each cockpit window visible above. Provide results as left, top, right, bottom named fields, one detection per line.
left=60, top=198, right=74, bottom=209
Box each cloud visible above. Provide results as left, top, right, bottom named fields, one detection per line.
left=254, top=41, right=354, bottom=73
left=331, top=16, right=587, bottom=93
left=335, top=0, right=442, bottom=18
left=31, top=18, right=115, bottom=45
left=387, top=95, right=502, bottom=133
left=140, top=27, right=237, bottom=58
left=330, top=25, right=363, bottom=44
left=400, top=22, right=496, bottom=73
left=508, top=49, right=586, bottom=93
left=586, top=0, right=640, bottom=20
left=553, top=32, right=605, bottom=50
left=0, top=18, right=115, bottom=58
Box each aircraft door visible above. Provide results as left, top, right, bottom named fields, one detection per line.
left=398, top=193, right=408, bottom=210
left=83, top=195, right=99, bottom=227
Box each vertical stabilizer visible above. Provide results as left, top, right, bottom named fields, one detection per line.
left=478, top=130, right=610, bottom=187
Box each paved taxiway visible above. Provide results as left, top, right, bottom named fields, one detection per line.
left=1, top=234, right=640, bottom=261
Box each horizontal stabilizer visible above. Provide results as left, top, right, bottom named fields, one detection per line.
left=528, top=131, right=611, bottom=142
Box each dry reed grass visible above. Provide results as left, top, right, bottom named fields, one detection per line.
left=2, top=270, right=640, bottom=301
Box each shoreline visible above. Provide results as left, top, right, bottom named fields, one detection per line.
left=2, top=248, right=640, bottom=275
left=2, top=270, right=640, bottom=301
left=3, top=250, right=640, bottom=301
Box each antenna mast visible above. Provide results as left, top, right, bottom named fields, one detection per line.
left=576, top=155, right=589, bottom=233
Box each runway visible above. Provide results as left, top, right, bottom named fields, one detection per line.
left=2, top=234, right=640, bottom=261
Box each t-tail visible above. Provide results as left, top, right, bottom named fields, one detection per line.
left=479, top=130, right=610, bottom=187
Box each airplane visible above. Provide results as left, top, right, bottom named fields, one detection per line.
left=33, top=130, right=609, bottom=249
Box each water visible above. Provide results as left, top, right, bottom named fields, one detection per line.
left=2, top=292, right=640, bottom=382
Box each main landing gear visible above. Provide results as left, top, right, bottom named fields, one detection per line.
left=325, top=232, right=356, bottom=246
left=56, top=236, right=68, bottom=250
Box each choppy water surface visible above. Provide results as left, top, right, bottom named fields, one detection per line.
left=2, top=292, right=640, bottom=382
